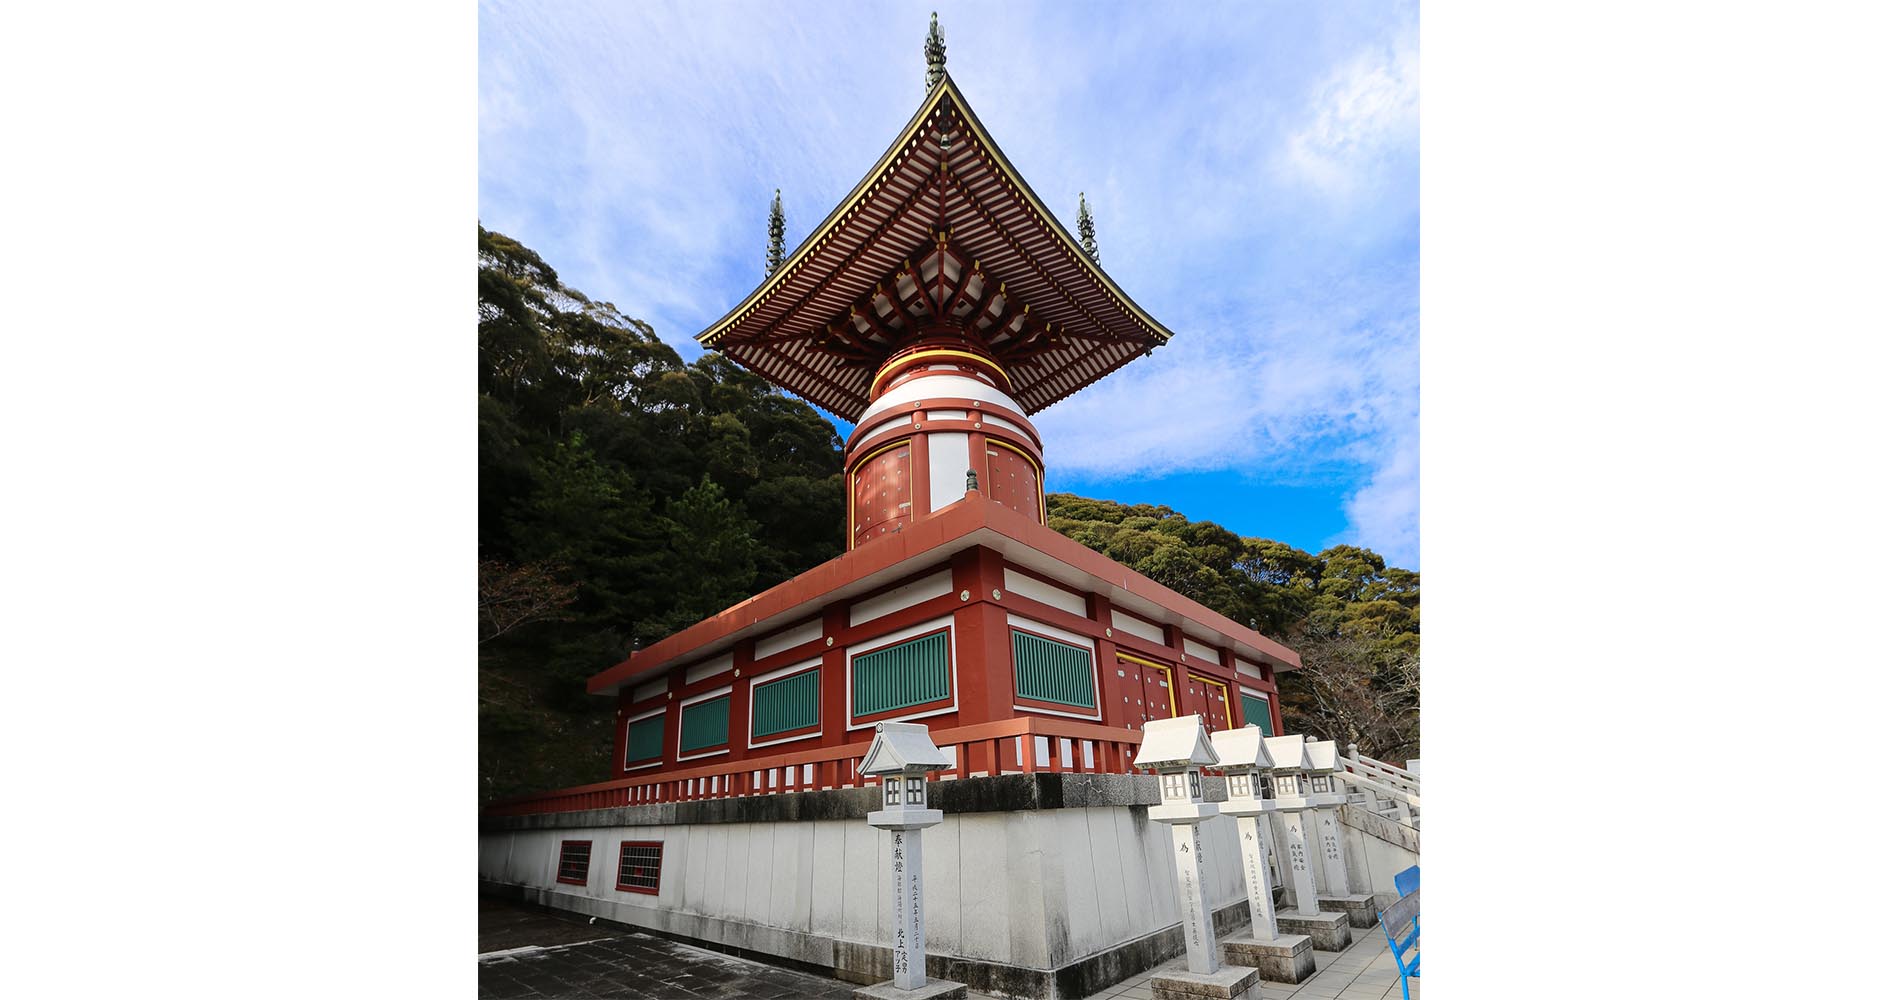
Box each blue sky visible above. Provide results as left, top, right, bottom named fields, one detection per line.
left=479, top=0, right=1419, bottom=569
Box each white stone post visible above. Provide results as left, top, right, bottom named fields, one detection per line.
left=1303, top=739, right=1351, bottom=896
left=1210, top=727, right=1315, bottom=985
left=1235, top=813, right=1279, bottom=941
left=889, top=827, right=926, bottom=990
left=1168, top=812, right=1220, bottom=975
left=1261, top=734, right=1352, bottom=952
left=1314, top=806, right=1351, bottom=895
left=1277, top=807, right=1320, bottom=915
left=855, top=722, right=965, bottom=1000
left=1302, top=739, right=1376, bottom=929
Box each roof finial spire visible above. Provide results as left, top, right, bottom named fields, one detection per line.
left=1077, top=192, right=1100, bottom=267
left=765, top=188, right=786, bottom=277
left=924, top=12, right=947, bottom=92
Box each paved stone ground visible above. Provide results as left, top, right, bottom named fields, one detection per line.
left=479, top=899, right=858, bottom=1000
left=1082, top=925, right=1418, bottom=1000
left=480, top=898, right=1416, bottom=1000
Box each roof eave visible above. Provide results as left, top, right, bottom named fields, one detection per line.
left=694, top=73, right=1176, bottom=352
left=586, top=498, right=1303, bottom=697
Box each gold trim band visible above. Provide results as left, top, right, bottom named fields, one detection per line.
left=873, top=348, right=1013, bottom=394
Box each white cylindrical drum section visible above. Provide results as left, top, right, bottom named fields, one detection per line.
left=857, top=372, right=1026, bottom=428
left=846, top=363, right=1045, bottom=535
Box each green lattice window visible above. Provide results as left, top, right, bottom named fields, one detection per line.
left=752, top=669, right=820, bottom=739
left=624, top=714, right=663, bottom=765
left=1011, top=630, right=1096, bottom=709
left=1240, top=692, right=1274, bottom=733
left=679, top=694, right=729, bottom=753
left=852, top=631, right=951, bottom=719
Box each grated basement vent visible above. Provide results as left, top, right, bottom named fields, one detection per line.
left=617, top=841, right=662, bottom=894
left=556, top=840, right=592, bottom=885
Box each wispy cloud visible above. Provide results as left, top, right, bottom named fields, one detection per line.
left=1282, top=41, right=1421, bottom=201
left=480, top=0, right=1419, bottom=566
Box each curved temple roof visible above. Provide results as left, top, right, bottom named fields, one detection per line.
left=697, top=74, right=1174, bottom=419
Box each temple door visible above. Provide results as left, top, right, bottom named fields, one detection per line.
left=1179, top=673, right=1232, bottom=733
left=1123, top=658, right=1176, bottom=723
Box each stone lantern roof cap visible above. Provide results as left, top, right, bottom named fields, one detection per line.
left=1304, top=740, right=1340, bottom=772
left=1262, top=734, right=1313, bottom=773
left=856, top=721, right=953, bottom=777
left=1209, top=725, right=1270, bottom=771
left=1133, top=715, right=1216, bottom=769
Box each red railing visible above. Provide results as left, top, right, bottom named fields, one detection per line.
left=483, top=717, right=1145, bottom=817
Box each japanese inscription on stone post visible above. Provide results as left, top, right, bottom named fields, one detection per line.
left=891, top=830, right=909, bottom=979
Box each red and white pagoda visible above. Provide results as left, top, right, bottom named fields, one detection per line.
left=579, top=43, right=1302, bottom=797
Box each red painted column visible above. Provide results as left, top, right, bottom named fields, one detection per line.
left=727, top=639, right=755, bottom=762
left=659, top=666, right=683, bottom=773
left=966, top=434, right=988, bottom=502
left=819, top=599, right=850, bottom=753
left=1086, top=593, right=1134, bottom=733
left=609, top=687, right=632, bottom=779
left=1160, top=623, right=1189, bottom=724
left=1265, top=665, right=1285, bottom=737
left=913, top=431, right=933, bottom=518
left=950, top=546, right=1013, bottom=774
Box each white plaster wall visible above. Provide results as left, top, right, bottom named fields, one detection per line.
left=859, top=374, right=1027, bottom=425
left=479, top=805, right=1250, bottom=973
left=631, top=676, right=667, bottom=701
left=1004, top=568, right=1087, bottom=617
left=927, top=432, right=971, bottom=513
left=756, top=618, right=823, bottom=659
left=1109, top=610, right=1165, bottom=645
left=1340, top=820, right=1419, bottom=901
left=850, top=569, right=953, bottom=626
left=685, top=653, right=734, bottom=685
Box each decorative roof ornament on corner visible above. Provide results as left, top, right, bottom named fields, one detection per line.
left=765, top=188, right=786, bottom=277
left=1077, top=192, right=1100, bottom=267
left=924, top=12, right=947, bottom=93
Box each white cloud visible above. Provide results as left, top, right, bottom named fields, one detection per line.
left=1282, top=38, right=1420, bottom=200
left=480, top=1, right=1420, bottom=566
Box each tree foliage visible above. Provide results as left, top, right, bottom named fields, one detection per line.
left=1045, top=494, right=1419, bottom=762
left=479, top=226, right=844, bottom=801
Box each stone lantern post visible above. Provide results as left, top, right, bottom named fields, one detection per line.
left=1305, top=739, right=1376, bottom=929
left=855, top=722, right=966, bottom=1000
left=1260, top=734, right=1352, bottom=952
left=1134, top=716, right=1261, bottom=1000
left=1210, top=725, right=1315, bottom=985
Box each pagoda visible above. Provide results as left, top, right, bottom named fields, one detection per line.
left=585, top=20, right=1302, bottom=781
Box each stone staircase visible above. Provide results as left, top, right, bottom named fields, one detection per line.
left=1336, top=743, right=1420, bottom=832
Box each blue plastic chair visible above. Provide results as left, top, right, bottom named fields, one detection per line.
left=1379, top=890, right=1420, bottom=1000
left=1395, top=864, right=1420, bottom=897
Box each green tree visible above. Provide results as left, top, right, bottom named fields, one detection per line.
left=1043, top=491, right=1420, bottom=762
left=478, top=226, right=844, bottom=801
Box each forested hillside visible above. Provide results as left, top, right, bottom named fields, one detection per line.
left=478, top=227, right=1418, bottom=803
left=479, top=226, right=846, bottom=799
left=1044, top=495, right=1420, bottom=765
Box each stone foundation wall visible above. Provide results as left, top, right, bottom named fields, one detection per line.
left=1338, top=803, right=1421, bottom=905
left=478, top=774, right=1258, bottom=999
